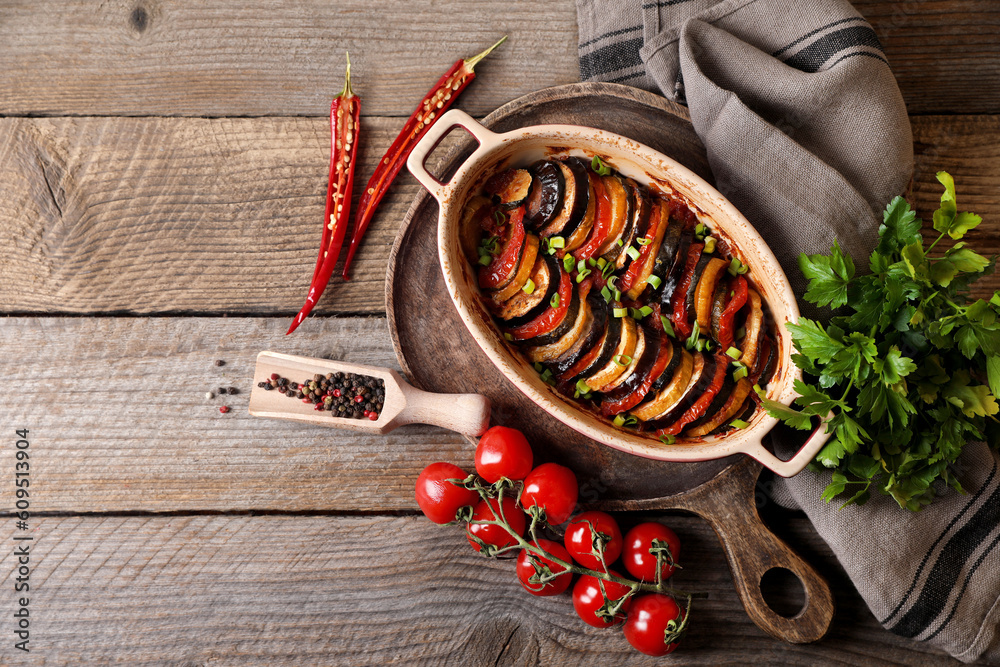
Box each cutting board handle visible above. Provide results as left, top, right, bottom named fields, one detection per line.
left=669, top=457, right=834, bottom=643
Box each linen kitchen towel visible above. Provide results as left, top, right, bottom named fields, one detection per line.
left=577, top=0, right=1000, bottom=662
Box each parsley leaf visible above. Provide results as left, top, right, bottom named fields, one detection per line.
left=770, top=173, right=1000, bottom=510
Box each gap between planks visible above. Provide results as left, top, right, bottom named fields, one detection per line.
left=1, top=115, right=998, bottom=316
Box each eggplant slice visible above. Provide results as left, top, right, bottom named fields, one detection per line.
left=497, top=253, right=557, bottom=324
left=524, top=161, right=565, bottom=230
left=551, top=294, right=609, bottom=377
left=541, top=159, right=590, bottom=240
left=485, top=168, right=533, bottom=209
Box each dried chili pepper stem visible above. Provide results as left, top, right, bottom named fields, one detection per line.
left=340, top=35, right=507, bottom=281
left=287, top=52, right=361, bottom=335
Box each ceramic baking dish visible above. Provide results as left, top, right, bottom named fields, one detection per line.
left=406, top=109, right=828, bottom=476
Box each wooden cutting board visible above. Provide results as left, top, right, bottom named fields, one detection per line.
left=386, top=82, right=834, bottom=644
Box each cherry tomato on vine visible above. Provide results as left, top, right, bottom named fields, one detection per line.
left=521, top=463, right=578, bottom=525
left=516, top=538, right=574, bottom=596
left=623, top=593, right=684, bottom=656
left=466, top=496, right=526, bottom=553
left=622, top=522, right=681, bottom=582
left=474, top=426, right=533, bottom=483
left=415, top=462, right=478, bottom=525
left=564, top=511, right=623, bottom=570
left=572, top=571, right=633, bottom=627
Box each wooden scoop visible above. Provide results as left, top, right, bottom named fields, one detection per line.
left=249, top=351, right=491, bottom=436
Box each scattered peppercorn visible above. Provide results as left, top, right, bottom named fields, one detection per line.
left=227, top=387, right=239, bottom=395
left=206, top=391, right=215, bottom=400
left=215, top=360, right=225, bottom=367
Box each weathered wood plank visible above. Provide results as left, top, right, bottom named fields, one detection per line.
left=0, top=1, right=997, bottom=117
left=0, top=514, right=959, bottom=665
left=0, top=317, right=472, bottom=513
left=0, top=0, right=577, bottom=118
left=2, top=114, right=999, bottom=316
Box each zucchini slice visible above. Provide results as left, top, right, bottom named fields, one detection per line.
left=595, top=175, right=631, bottom=256
left=491, top=234, right=540, bottom=303
left=599, top=323, right=646, bottom=393
left=551, top=294, right=609, bottom=377
left=496, top=253, right=555, bottom=323
left=645, top=351, right=709, bottom=425
left=526, top=292, right=592, bottom=363
left=694, top=257, right=729, bottom=330
left=630, top=349, right=695, bottom=422
left=565, top=310, right=623, bottom=381
left=584, top=315, right=638, bottom=392
left=624, top=199, right=671, bottom=300
left=739, top=289, right=764, bottom=369
left=686, top=378, right=752, bottom=436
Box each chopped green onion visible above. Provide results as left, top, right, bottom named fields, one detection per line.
left=587, top=257, right=597, bottom=268
left=576, top=259, right=586, bottom=273
left=550, top=293, right=561, bottom=308
left=591, top=155, right=611, bottom=176
left=540, top=367, right=555, bottom=385
left=533, top=362, right=544, bottom=373
left=504, top=333, right=513, bottom=341
left=614, top=288, right=622, bottom=301
left=478, top=254, right=491, bottom=266
left=623, top=415, right=639, bottom=427
left=728, top=257, right=742, bottom=276
left=597, top=257, right=607, bottom=269
left=733, top=365, right=749, bottom=381
left=703, top=237, right=717, bottom=254
left=601, top=286, right=612, bottom=303
left=613, top=307, right=628, bottom=318
left=616, top=238, right=625, bottom=247
left=606, top=276, right=618, bottom=290
left=548, top=236, right=565, bottom=249
left=736, top=326, right=746, bottom=340
left=730, top=419, right=750, bottom=430
left=613, top=414, right=626, bottom=427
left=695, top=338, right=706, bottom=352
left=636, top=237, right=652, bottom=246
left=660, top=316, right=676, bottom=338
left=695, top=223, right=705, bottom=237
left=521, top=279, right=536, bottom=294
left=575, top=378, right=593, bottom=399
left=563, top=255, right=576, bottom=273
left=494, top=210, right=506, bottom=226
left=629, top=307, right=641, bottom=320
left=685, top=321, right=701, bottom=350
left=602, top=261, right=616, bottom=279
left=613, top=354, right=632, bottom=367
left=659, top=434, right=676, bottom=445
left=639, top=305, right=654, bottom=317
left=726, top=346, right=742, bottom=360
left=647, top=274, right=662, bottom=290
left=753, top=383, right=766, bottom=397
left=626, top=246, right=640, bottom=261
left=576, top=269, right=591, bottom=283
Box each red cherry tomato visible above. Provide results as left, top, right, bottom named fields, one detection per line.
left=572, top=571, right=633, bottom=627
left=414, top=462, right=478, bottom=525
left=475, top=426, right=534, bottom=483
left=622, top=522, right=681, bottom=583
left=466, top=496, right=526, bottom=553
left=564, top=511, right=623, bottom=570
left=516, top=539, right=574, bottom=596
left=623, top=593, right=684, bottom=656
left=521, top=463, right=578, bottom=525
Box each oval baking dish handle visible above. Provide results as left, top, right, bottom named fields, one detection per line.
left=745, top=415, right=833, bottom=478
left=406, top=109, right=499, bottom=204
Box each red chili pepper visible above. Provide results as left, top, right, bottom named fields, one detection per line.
left=287, top=53, right=361, bottom=335
left=505, top=267, right=572, bottom=341
left=670, top=242, right=705, bottom=339
left=657, top=353, right=729, bottom=436
left=340, top=36, right=507, bottom=280
left=717, top=275, right=748, bottom=351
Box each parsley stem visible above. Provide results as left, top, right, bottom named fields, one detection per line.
left=926, top=231, right=947, bottom=255
left=840, top=377, right=855, bottom=403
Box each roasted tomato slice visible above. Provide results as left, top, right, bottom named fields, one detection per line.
left=716, top=275, right=748, bottom=351
left=478, top=207, right=526, bottom=290
left=504, top=264, right=573, bottom=341
left=669, top=242, right=705, bottom=339
left=600, top=330, right=673, bottom=416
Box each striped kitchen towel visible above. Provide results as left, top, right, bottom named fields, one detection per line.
left=577, top=0, right=1000, bottom=663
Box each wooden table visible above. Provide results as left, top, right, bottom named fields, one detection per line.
left=2, top=1, right=997, bottom=664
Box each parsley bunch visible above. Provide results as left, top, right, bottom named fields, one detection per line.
left=764, top=173, right=1000, bottom=510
